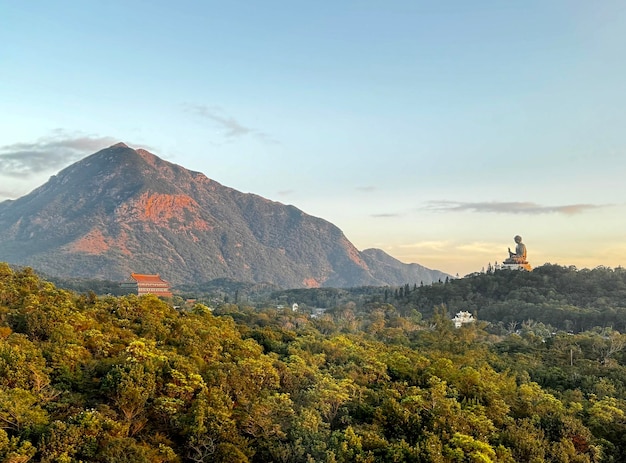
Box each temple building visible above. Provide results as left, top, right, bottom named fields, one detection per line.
left=121, top=273, right=173, bottom=297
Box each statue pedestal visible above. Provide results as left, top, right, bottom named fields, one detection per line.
left=501, top=261, right=532, bottom=271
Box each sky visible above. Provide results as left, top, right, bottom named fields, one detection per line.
left=1, top=0, right=625, bottom=277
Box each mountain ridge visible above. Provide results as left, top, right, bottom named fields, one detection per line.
left=0, top=143, right=450, bottom=287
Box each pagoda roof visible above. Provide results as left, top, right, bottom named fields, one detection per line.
left=129, top=273, right=169, bottom=283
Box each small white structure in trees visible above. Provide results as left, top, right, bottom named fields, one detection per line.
left=452, top=311, right=475, bottom=328
left=292, top=303, right=299, bottom=312
left=310, top=308, right=327, bottom=318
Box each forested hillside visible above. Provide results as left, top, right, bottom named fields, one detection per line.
left=403, top=264, right=626, bottom=333
left=2, top=263, right=626, bottom=462
left=261, top=265, right=626, bottom=334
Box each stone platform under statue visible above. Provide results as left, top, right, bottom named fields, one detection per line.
left=501, top=260, right=532, bottom=271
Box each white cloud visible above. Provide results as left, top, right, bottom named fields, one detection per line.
left=0, top=131, right=117, bottom=178
left=184, top=104, right=278, bottom=144
left=371, top=212, right=402, bottom=218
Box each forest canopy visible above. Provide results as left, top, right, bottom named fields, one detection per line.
left=1, top=262, right=626, bottom=462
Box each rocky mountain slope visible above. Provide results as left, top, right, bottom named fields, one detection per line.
left=0, top=143, right=449, bottom=287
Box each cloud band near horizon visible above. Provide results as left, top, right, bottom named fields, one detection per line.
left=425, top=200, right=606, bottom=215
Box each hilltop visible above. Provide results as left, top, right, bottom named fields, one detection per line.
left=0, top=143, right=448, bottom=287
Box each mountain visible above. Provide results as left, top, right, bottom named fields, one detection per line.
left=0, top=143, right=450, bottom=288
left=360, top=248, right=449, bottom=285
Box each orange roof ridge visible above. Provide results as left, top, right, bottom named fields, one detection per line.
left=130, top=273, right=170, bottom=283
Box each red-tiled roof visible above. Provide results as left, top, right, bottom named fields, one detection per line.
left=130, top=273, right=169, bottom=284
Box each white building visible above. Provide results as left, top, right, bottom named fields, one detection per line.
left=452, top=311, right=475, bottom=328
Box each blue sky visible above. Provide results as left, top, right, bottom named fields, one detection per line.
left=1, top=0, right=625, bottom=277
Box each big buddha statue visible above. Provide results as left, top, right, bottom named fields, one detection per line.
left=502, top=235, right=532, bottom=270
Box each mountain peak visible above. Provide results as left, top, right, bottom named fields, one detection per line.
left=0, top=145, right=450, bottom=287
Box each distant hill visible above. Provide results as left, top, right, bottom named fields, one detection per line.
left=361, top=248, right=448, bottom=285
left=400, top=264, right=626, bottom=332
left=0, top=143, right=449, bottom=288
